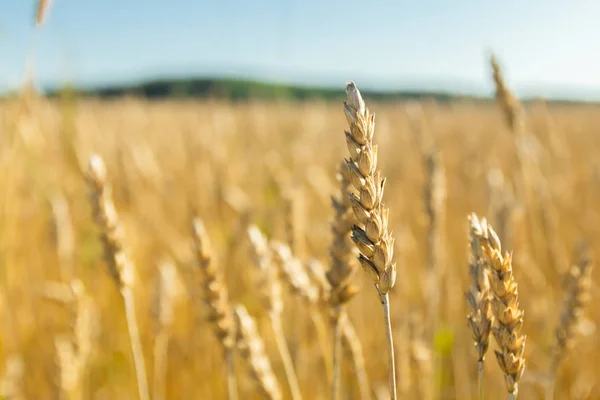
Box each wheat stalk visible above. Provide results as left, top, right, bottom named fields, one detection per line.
left=424, top=148, right=446, bottom=337
left=43, top=279, right=95, bottom=400
left=270, top=241, right=332, bottom=383
left=343, top=81, right=397, bottom=399
left=151, top=259, right=180, bottom=400
left=247, top=225, right=302, bottom=400
left=86, top=154, right=149, bottom=400
left=490, top=54, right=568, bottom=276
left=234, top=305, right=282, bottom=400
left=307, top=259, right=371, bottom=400
left=55, top=280, right=95, bottom=400
left=280, top=184, right=306, bottom=257
left=0, top=355, right=25, bottom=400
left=189, top=218, right=237, bottom=400
left=466, top=214, right=494, bottom=400
left=471, top=213, right=526, bottom=399
left=49, top=193, right=75, bottom=282
left=546, top=247, right=593, bottom=399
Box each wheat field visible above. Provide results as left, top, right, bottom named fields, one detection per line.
left=0, top=70, right=599, bottom=399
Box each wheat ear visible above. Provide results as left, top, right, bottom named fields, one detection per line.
left=86, top=155, right=149, bottom=400
left=234, top=306, right=282, bottom=400
left=546, top=248, right=593, bottom=399
left=190, top=218, right=237, bottom=400
left=35, top=0, right=52, bottom=26
left=466, top=214, right=494, bottom=400
left=490, top=54, right=568, bottom=275
left=247, top=226, right=302, bottom=400
left=471, top=213, right=526, bottom=399
left=326, top=161, right=361, bottom=400
left=44, top=280, right=95, bottom=400
left=343, top=81, right=397, bottom=399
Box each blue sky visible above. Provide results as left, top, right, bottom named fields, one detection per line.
left=1, top=1, right=599, bottom=98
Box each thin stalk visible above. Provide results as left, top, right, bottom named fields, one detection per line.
left=544, top=358, right=559, bottom=400
left=477, top=360, right=484, bottom=400
left=152, top=329, right=169, bottom=400
left=341, top=318, right=371, bottom=400
left=225, top=347, right=238, bottom=400
left=309, top=308, right=333, bottom=383
left=122, top=288, right=150, bottom=400
left=331, top=312, right=342, bottom=400
left=270, top=313, right=302, bottom=400
left=544, top=378, right=555, bottom=400
left=381, top=293, right=397, bottom=400
left=509, top=392, right=517, bottom=400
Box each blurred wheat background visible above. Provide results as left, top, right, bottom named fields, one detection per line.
left=1, top=76, right=599, bottom=399
left=1, top=1, right=600, bottom=400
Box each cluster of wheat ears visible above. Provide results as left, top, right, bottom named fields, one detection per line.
left=1, top=52, right=597, bottom=398
left=0, top=4, right=595, bottom=398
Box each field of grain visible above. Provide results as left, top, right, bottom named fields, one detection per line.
left=0, top=73, right=599, bottom=399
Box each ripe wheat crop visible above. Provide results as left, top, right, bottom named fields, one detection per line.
left=0, top=58, right=599, bottom=399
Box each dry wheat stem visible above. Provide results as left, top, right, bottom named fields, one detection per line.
left=331, top=311, right=343, bottom=400
left=0, top=355, right=25, bottom=400
left=343, top=81, right=397, bottom=399
left=490, top=54, right=567, bottom=276
left=546, top=248, right=593, bottom=400
left=466, top=214, right=494, bottom=400
left=339, top=317, right=371, bottom=400
left=86, top=155, right=149, bottom=400
left=489, top=55, right=541, bottom=258
left=122, top=288, right=150, bottom=400
left=471, top=213, right=526, bottom=399
left=50, top=193, right=75, bottom=282
left=424, top=148, right=446, bottom=339
left=152, top=331, right=169, bottom=400
left=247, top=226, right=301, bottom=400
left=234, top=306, right=282, bottom=400
left=308, top=259, right=371, bottom=400
left=190, top=218, right=237, bottom=400
left=152, top=260, right=180, bottom=400
left=407, top=310, right=433, bottom=400
left=381, top=294, right=397, bottom=400
left=270, top=241, right=332, bottom=382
